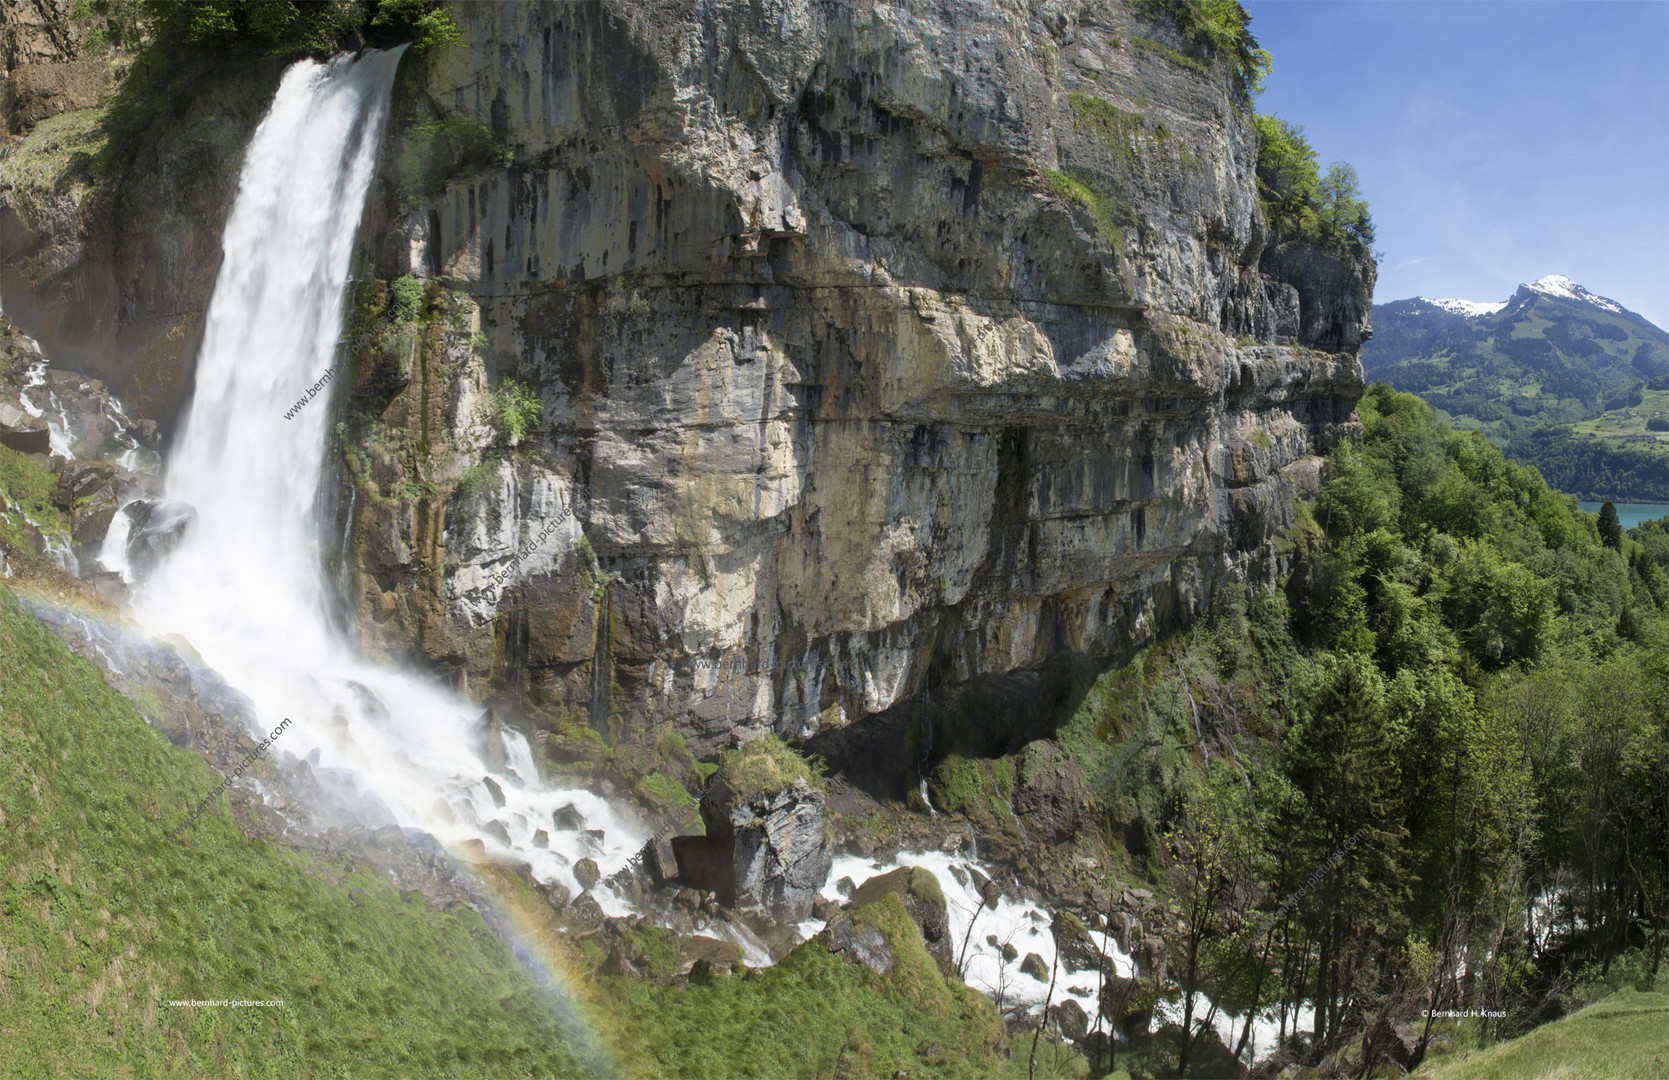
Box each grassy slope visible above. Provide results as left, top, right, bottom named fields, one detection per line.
left=0, top=447, right=70, bottom=553
left=0, top=582, right=596, bottom=1078
left=0, top=580, right=1037, bottom=1077
left=1416, top=991, right=1669, bottom=1080
left=475, top=865, right=1042, bottom=1080
left=1569, top=387, right=1669, bottom=448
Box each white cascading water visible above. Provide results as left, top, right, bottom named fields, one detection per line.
left=132, top=49, right=640, bottom=906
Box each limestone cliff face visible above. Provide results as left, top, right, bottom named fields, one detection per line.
left=0, top=1, right=1373, bottom=778
left=343, top=0, right=1371, bottom=767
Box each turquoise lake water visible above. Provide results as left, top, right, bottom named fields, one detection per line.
left=1579, top=502, right=1669, bottom=530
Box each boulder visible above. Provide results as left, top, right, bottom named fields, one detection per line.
left=123, top=499, right=196, bottom=577
left=1020, top=952, right=1050, bottom=981
left=847, top=865, right=953, bottom=974
left=1052, top=911, right=1109, bottom=976
left=678, top=934, right=742, bottom=975
left=552, top=803, right=586, bottom=831
left=682, top=772, right=833, bottom=922
left=474, top=707, right=507, bottom=772
left=561, top=890, right=606, bottom=934
left=0, top=401, right=49, bottom=455
left=1049, top=999, right=1089, bottom=1042
left=821, top=912, right=894, bottom=976
left=638, top=835, right=679, bottom=888
left=535, top=878, right=571, bottom=910
left=574, top=857, right=600, bottom=892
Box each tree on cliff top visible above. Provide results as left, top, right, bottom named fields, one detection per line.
left=1255, top=114, right=1376, bottom=254
left=73, top=0, right=459, bottom=60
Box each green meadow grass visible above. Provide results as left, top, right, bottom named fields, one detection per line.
left=0, top=583, right=595, bottom=1078
left=1416, top=991, right=1669, bottom=1080
left=0, top=581, right=1047, bottom=1078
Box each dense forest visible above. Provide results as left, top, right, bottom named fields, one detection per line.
left=1056, top=383, right=1669, bottom=1074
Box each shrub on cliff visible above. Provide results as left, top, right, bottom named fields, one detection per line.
left=1255, top=114, right=1375, bottom=254
left=717, top=734, right=826, bottom=802
left=1135, top=0, right=1271, bottom=96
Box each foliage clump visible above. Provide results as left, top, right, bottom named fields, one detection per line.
left=1254, top=114, right=1375, bottom=253
left=1134, top=0, right=1271, bottom=96
left=72, top=0, right=459, bottom=59
left=1044, top=169, right=1127, bottom=247
left=1061, top=381, right=1669, bottom=1069
left=397, top=115, right=514, bottom=207
left=0, top=448, right=71, bottom=553
left=717, top=734, right=825, bottom=801
left=490, top=378, right=542, bottom=446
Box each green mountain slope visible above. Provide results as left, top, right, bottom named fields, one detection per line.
left=1362, top=275, right=1669, bottom=500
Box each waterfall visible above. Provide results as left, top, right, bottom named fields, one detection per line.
left=132, top=49, right=640, bottom=904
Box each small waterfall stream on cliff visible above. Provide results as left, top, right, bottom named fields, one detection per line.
left=125, top=49, right=640, bottom=907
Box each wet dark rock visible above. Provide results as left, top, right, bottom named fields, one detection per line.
left=130, top=418, right=160, bottom=449
left=0, top=401, right=49, bottom=454
left=532, top=828, right=549, bottom=848
left=123, top=499, right=196, bottom=578
left=836, top=876, right=856, bottom=898
left=1049, top=999, right=1089, bottom=1042
left=1020, top=952, right=1050, bottom=981
left=1001, top=942, right=1019, bottom=962
left=482, top=820, right=512, bottom=846
left=482, top=775, right=506, bottom=808
left=574, top=857, right=600, bottom=892
left=552, top=803, right=585, bottom=831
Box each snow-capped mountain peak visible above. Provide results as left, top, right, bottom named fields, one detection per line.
left=1521, top=274, right=1625, bottom=315
left=1416, top=296, right=1507, bottom=318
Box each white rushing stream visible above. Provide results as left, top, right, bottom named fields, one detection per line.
left=128, top=49, right=640, bottom=908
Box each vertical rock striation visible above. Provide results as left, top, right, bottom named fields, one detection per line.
left=342, top=0, right=1370, bottom=771
left=0, top=2, right=1374, bottom=783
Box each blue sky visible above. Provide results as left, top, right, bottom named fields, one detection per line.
left=1245, top=0, right=1669, bottom=329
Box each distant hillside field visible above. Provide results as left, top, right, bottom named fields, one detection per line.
left=1362, top=275, right=1669, bottom=501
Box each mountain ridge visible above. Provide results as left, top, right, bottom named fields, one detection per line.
left=1361, top=273, right=1669, bottom=501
